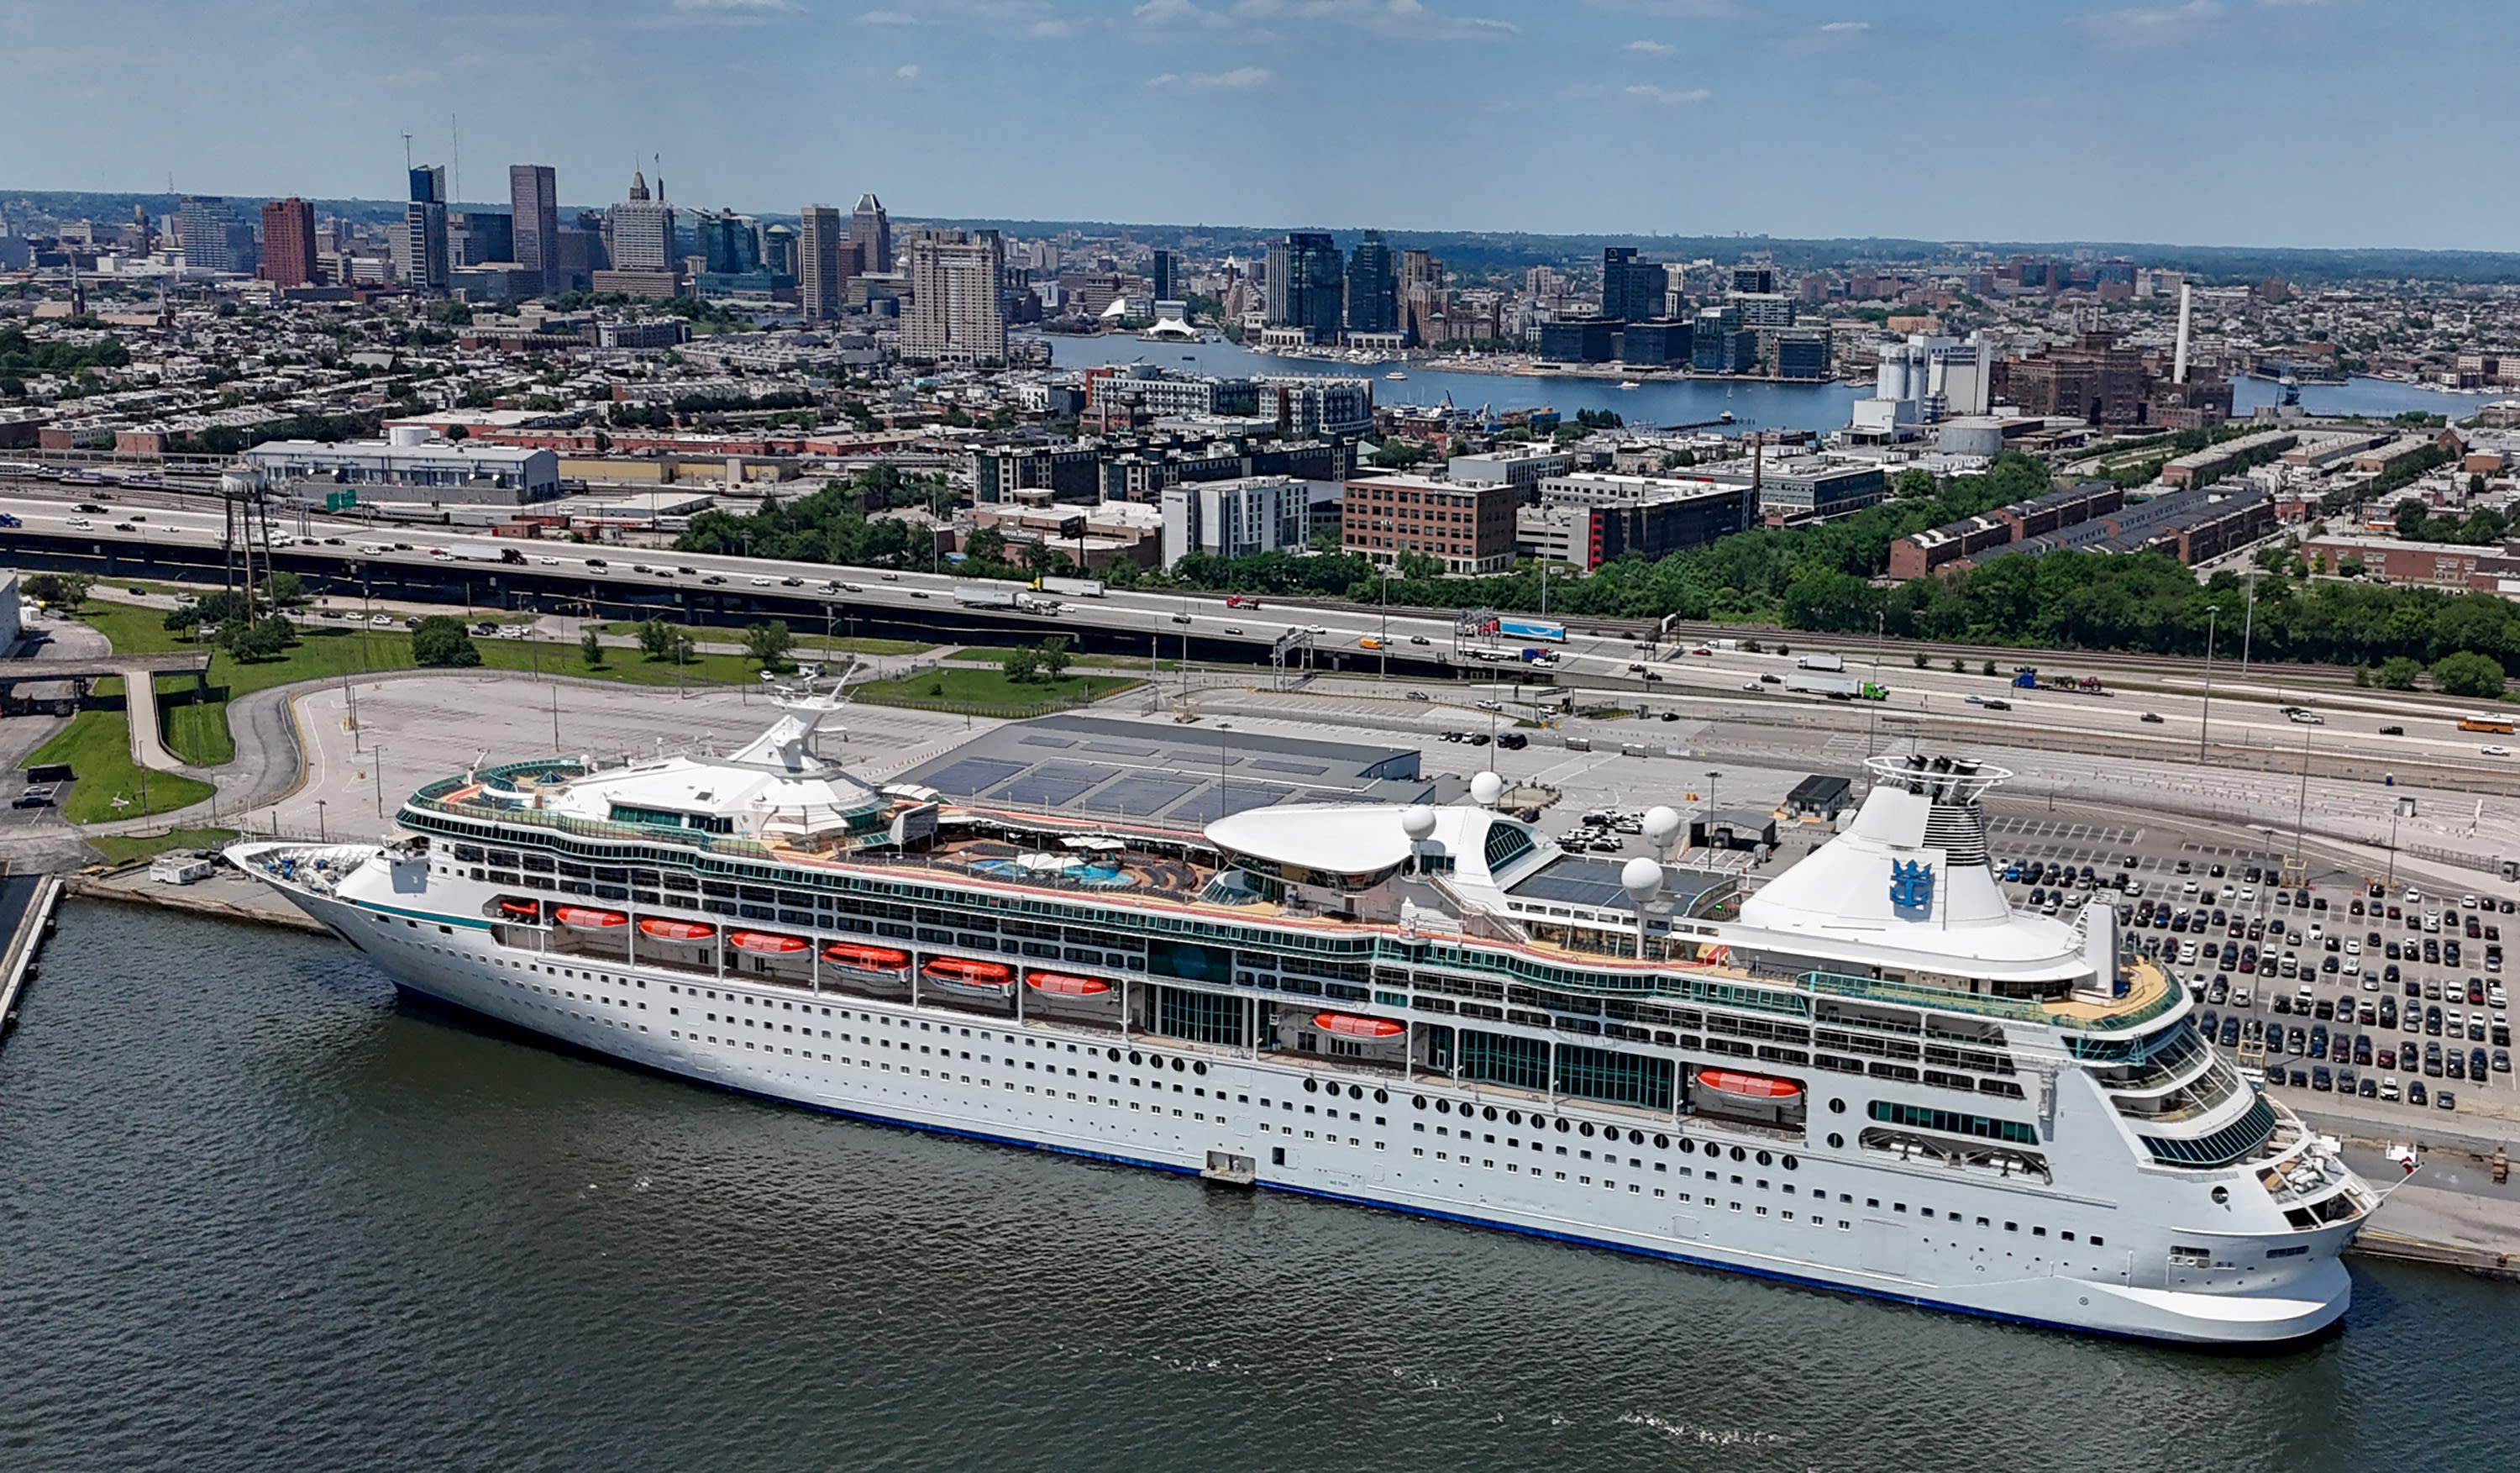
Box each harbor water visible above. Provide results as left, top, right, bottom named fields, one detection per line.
left=1032, top=332, right=2482, bottom=438
left=3, top=902, right=2516, bottom=1472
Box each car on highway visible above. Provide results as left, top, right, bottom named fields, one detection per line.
left=533, top=555, right=560, bottom=566
left=701, top=575, right=726, bottom=586
left=2140, top=712, right=2164, bottom=723
left=1171, top=613, right=1193, bottom=624
left=584, top=558, right=607, bottom=569
left=1497, top=733, right=1529, bottom=750
left=2486, top=746, right=2513, bottom=757
left=1223, top=625, right=1243, bottom=635
left=750, top=576, right=774, bottom=587
left=780, top=576, right=803, bottom=587
left=2281, top=707, right=2323, bottom=724
left=2379, top=724, right=2405, bottom=735
left=1473, top=699, right=1503, bottom=712
left=1409, top=634, right=1431, bottom=645
left=1759, top=673, right=1781, bottom=684
left=1982, top=698, right=2011, bottom=711
left=1226, top=595, right=1260, bottom=608
left=908, top=590, right=928, bottom=598
left=1404, top=691, right=1428, bottom=702
left=65, top=516, right=92, bottom=529
left=1305, top=625, right=1328, bottom=635
left=13, top=783, right=57, bottom=808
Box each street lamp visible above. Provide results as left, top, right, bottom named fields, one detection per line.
left=1378, top=569, right=1392, bottom=681
left=2197, top=603, right=2221, bottom=764
left=2387, top=795, right=2415, bottom=890
left=315, top=798, right=328, bottom=843
left=374, top=746, right=386, bottom=818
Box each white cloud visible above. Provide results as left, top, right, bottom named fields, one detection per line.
left=896, top=62, right=921, bottom=78
left=1626, top=39, right=1674, bottom=54
left=1819, top=19, right=1867, bottom=32
left=1148, top=65, right=1274, bottom=88
left=1227, top=0, right=1516, bottom=41
left=858, top=8, right=918, bottom=23
left=1625, top=83, right=1709, bottom=105
left=1134, top=0, right=1207, bottom=20
left=672, top=0, right=800, bottom=12
left=2076, top=0, right=2223, bottom=47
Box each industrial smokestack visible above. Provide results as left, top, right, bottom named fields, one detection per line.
left=2173, top=283, right=2193, bottom=385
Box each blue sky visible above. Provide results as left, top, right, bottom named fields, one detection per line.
left=1, top=0, right=2507, bottom=249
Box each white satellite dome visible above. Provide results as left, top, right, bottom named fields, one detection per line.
left=1470, top=771, right=1504, bottom=808
left=1642, top=805, right=1683, bottom=850
left=1620, top=856, right=1665, bottom=902
left=1400, top=804, right=1437, bottom=842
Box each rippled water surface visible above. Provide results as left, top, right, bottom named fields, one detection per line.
left=3, top=903, right=2514, bottom=1472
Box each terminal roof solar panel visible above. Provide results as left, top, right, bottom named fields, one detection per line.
left=911, top=758, right=1026, bottom=797
left=1165, top=785, right=1289, bottom=824
left=1246, top=759, right=1329, bottom=776
left=1082, top=741, right=1162, bottom=757
left=1016, top=734, right=1076, bottom=750
left=1509, top=855, right=1732, bottom=915
left=1085, top=776, right=1198, bottom=816
left=998, top=773, right=1099, bottom=808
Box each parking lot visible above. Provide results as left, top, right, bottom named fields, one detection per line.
left=1991, top=841, right=2515, bottom=1116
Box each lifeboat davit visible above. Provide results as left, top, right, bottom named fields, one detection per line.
left=1693, top=1069, right=1802, bottom=1101
left=496, top=897, right=541, bottom=919
left=638, top=918, right=716, bottom=943
left=822, top=942, right=911, bottom=972
left=553, top=906, right=628, bottom=932
left=1313, top=1011, right=1404, bottom=1039
left=728, top=930, right=809, bottom=956
left=1026, top=971, right=1113, bottom=997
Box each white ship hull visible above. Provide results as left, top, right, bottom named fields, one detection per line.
left=246, top=845, right=2357, bottom=1347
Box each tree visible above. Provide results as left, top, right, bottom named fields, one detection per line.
left=635, top=618, right=694, bottom=663
left=965, top=525, right=1009, bottom=565
left=411, top=616, right=480, bottom=668
left=218, top=616, right=294, bottom=661
left=1021, top=540, right=1063, bottom=576
left=742, top=620, right=794, bottom=671
left=579, top=627, right=606, bottom=667
left=23, top=572, right=92, bottom=612
left=265, top=570, right=309, bottom=608
left=1002, top=647, right=1042, bottom=682
left=2395, top=500, right=2432, bottom=540
left=2431, top=650, right=2505, bottom=698
left=1893, top=468, right=1939, bottom=500
left=1037, top=634, right=1073, bottom=681
left=2372, top=656, right=2424, bottom=690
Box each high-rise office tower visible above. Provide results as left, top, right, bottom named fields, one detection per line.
left=797, top=204, right=848, bottom=320
left=1731, top=263, right=1777, bottom=296
left=401, top=166, right=449, bottom=290
left=1344, top=230, right=1398, bottom=334
left=509, top=163, right=559, bottom=294
left=902, top=227, right=1006, bottom=364
left=172, top=195, right=257, bottom=275
left=698, top=212, right=762, bottom=276
left=259, top=197, right=317, bottom=288
left=1601, top=246, right=1665, bottom=323
left=1264, top=231, right=1343, bottom=341
left=1150, top=249, right=1178, bottom=302
left=851, top=192, right=891, bottom=275
left=609, top=170, right=675, bottom=274
left=760, top=222, right=798, bottom=278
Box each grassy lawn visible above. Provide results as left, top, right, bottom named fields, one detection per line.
left=24, top=688, right=219, bottom=824
left=73, top=602, right=781, bottom=767
left=600, top=620, right=932, bottom=658
left=848, top=664, right=1137, bottom=716
left=88, top=826, right=241, bottom=866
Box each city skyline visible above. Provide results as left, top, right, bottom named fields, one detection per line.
left=1, top=2, right=2512, bottom=252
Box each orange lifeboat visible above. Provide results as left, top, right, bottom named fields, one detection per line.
left=1313, top=1011, right=1404, bottom=1039
left=553, top=906, right=627, bottom=932
left=728, top=931, right=809, bottom=956
left=496, top=897, right=541, bottom=920
left=1025, top=971, right=1113, bottom=997
left=1693, top=1069, right=1802, bottom=1101
left=925, top=956, right=1017, bottom=998
left=638, top=918, right=716, bottom=943
left=822, top=943, right=911, bottom=972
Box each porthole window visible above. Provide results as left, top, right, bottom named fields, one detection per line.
left=1436, top=1099, right=1452, bottom=1113
left=1172, top=1058, right=1186, bottom=1072
left=1827, top=1133, right=1845, bottom=1149
left=1756, top=1150, right=1772, bottom=1167
left=1129, top=1050, right=1143, bottom=1066
left=1781, top=1155, right=1799, bottom=1171
left=1507, top=1110, right=1523, bottom=1126
left=1654, top=1134, right=1671, bottom=1149
left=1193, top=1062, right=1207, bottom=1076
left=1412, top=1094, right=1427, bottom=1109
left=1629, top=1129, right=1646, bottom=1145
left=1579, top=1123, right=1596, bottom=1138
left=1481, top=1105, right=1497, bottom=1121
left=1107, top=1048, right=1121, bottom=1061
left=1829, top=1098, right=1846, bottom=1114
left=1555, top=1118, right=1571, bottom=1133
left=1304, top=1078, right=1320, bottom=1093
left=1374, top=1088, right=1389, bottom=1104
left=1730, top=1145, right=1746, bottom=1162
left=1678, top=1139, right=1696, bottom=1155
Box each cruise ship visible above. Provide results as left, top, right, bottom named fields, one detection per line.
left=235, top=696, right=2373, bottom=1344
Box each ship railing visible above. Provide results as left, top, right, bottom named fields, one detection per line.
left=1799, top=969, right=2183, bottom=1033
left=402, top=792, right=780, bottom=860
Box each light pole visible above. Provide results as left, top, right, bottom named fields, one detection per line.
left=2387, top=796, right=2414, bottom=889
left=1704, top=769, right=1721, bottom=842
left=1378, top=570, right=1391, bottom=681
left=374, top=746, right=386, bottom=818
left=1866, top=607, right=1887, bottom=758
left=2239, top=571, right=2257, bottom=675
left=2197, top=603, right=2221, bottom=764
left=316, top=798, right=328, bottom=843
